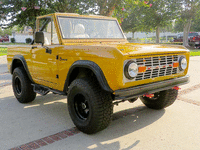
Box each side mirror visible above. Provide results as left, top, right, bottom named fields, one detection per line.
left=35, top=32, right=44, bottom=45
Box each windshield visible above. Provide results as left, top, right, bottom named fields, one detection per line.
left=58, top=17, right=125, bottom=39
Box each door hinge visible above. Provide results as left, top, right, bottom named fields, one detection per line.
left=56, top=75, right=59, bottom=78
left=56, top=55, right=59, bottom=60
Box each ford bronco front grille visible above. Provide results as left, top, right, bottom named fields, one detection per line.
left=135, top=55, right=178, bottom=81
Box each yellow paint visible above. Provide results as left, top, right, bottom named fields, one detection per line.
left=7, top=13, right=190, bottom=93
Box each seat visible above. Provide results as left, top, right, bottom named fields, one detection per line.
left=71, top=24, right=89, bottom=38
left=43, top=32, right=51, bottom=45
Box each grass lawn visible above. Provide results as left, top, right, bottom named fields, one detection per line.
left=190, top=50, right=200, bottom=56
left=185, top=46, right=200, bottom=56
left=0, top=42, right=28, bottom=45
left=0, top=47, right=7, bottom=56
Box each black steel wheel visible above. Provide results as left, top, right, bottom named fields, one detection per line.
left=12, top=67, right=36, bottom=103
left=74, top=93, right=89, bottom=120
left=140, top=89, right=178, bottom=110
left=67, top=78, right=113, bottom=134
left=14, top=76, right=22, bottom=95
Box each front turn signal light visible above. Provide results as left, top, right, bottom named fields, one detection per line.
left=138, top=66, right=146, bottom=73
left=173, top=62, right=179, bottom=68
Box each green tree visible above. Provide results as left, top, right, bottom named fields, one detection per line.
left=16, top=25, right=24, bottom=33
left=0, top=0, right=51, bottom=33
left=80, top=0, right=124, bottom=16
left=0, top=0, right=119, bottom=32
left=109, top=1, right=150, bottom=38
left=191, top=13, right=200, bottom=31
left=80, top=0, right=147, bottom=16
left=115, top=0, right=179, bottom=43
left=138, top=0, right=180, bottom=43
left=176, top=0, right=200, bottom=46
left=0, top=28, right=12, bottom=36
left=174, top=17, right=200, bottom=32
left=174, top=20, right=184, bottom=32
left=46, top=0, right=83, bottom=14
left=160, top=22, right=174, bottom=33
left=0, top=0, right=148, bottom=35
left=3, top=28, right=12, bottom=35
left=119, top=6, right=144, bottom=38
left=0, top=28, right=3, bottom=36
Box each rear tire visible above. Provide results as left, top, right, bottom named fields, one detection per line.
left=12, top=67, right=36, bottom=103
left=67, top=78, right=113, bottom=134
left=140, top=89, right=178, bottom=110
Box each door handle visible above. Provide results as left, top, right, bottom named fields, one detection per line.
left=32, top=46, right=37, bottom=49
left=46, top=48, right=52, bottom=54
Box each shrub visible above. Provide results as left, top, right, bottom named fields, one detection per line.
left=11, top=38, right=15, bottom=43
left=25, top=38, right=32, bottom=44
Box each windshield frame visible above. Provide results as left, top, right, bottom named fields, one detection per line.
left=57, top=16, right=126, bottom=40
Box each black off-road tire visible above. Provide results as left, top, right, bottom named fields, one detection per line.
left=12, top=67, right=36, bottom=103
left=140, top=89, right=178, bottom=110
left=67, top=78, right=113, bottom=134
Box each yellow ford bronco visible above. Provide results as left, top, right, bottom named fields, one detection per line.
left=7, top=13, right=190, bottom=134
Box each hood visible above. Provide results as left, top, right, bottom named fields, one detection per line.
left=63, top=42, right=189, bottom=56
left=114, top=43, right=189, bottom=56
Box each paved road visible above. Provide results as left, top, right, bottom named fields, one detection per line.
left=0, top=56, right=11, bottom=88
left=0, top=55, right=200, bottom=150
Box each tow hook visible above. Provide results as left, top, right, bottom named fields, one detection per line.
left=143, top=93, right=154, bottom=98
left=173, top=86, right=181, bottom=90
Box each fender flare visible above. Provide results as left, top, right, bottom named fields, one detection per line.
left=64, top=60, right=113, bottom=93
left=11, top=55, right=34, bottom=83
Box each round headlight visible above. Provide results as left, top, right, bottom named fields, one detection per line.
left=124, top=61, right=138, bottom=79
left=179, top=57, right=187, bottom=71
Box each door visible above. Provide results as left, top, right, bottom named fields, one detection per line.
left=31, top=16, right=59, bottom=88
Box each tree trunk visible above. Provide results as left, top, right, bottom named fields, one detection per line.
left=156, top=26, right=160, bottom=44
left=132, top=31, right=135, bottom=39
left=183, top=19, right=192, bottom=47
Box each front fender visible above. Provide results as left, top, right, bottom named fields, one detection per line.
left=64, top=60, right=113, bottom=93
left=11, top=55, right=34, bottom=83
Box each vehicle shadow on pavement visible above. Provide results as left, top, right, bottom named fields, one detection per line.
left=0, top=92, right=71, bottom=125
left=0, top=92, right=165, bottom=150
left=0, top=92, right=73, bottom=149
left=84, top=140, right=141, bottom=150
left=80, top=106, right=165, bottom=150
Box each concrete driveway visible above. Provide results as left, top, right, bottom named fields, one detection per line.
left=0, top=55, right=200, bottom=150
